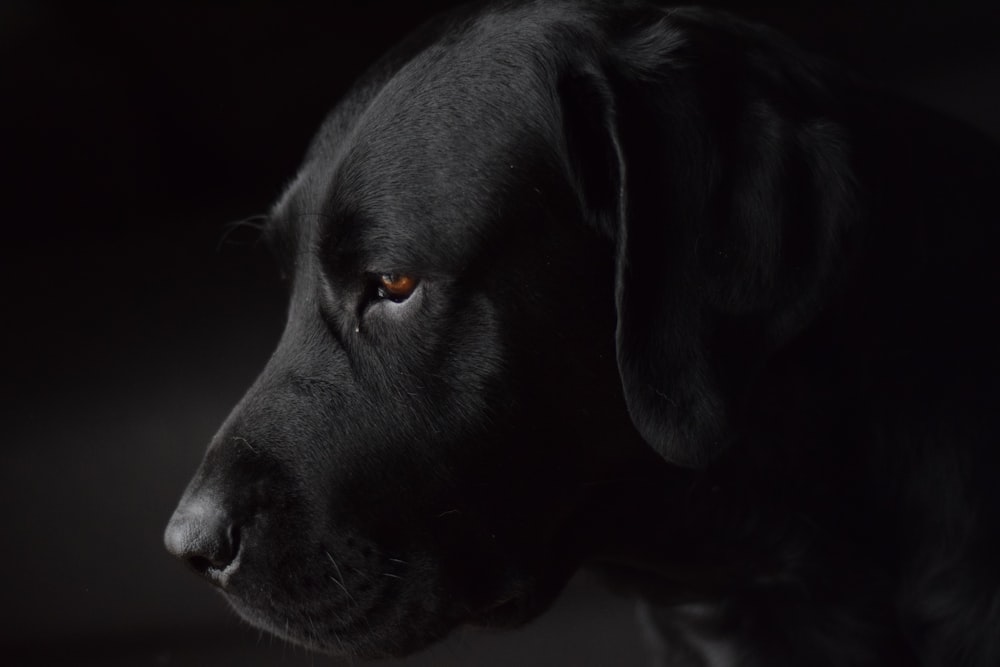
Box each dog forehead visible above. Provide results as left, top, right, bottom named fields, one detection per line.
left=343, top=47, right=556, bottom=232
left=272, top=6, right=588, bottom=270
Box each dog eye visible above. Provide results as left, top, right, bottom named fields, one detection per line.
left=376, top=274, right=418, bottom=302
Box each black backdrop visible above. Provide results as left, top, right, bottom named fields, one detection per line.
left=2, top=2, right=998, bottom=665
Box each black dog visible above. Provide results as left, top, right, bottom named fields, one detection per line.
left=165, top=1, right=1000, bottom=664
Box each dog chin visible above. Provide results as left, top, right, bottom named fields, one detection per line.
left=222, top=584, right=466, bottom=660
left=224, top=598, right=414, bottom=659
left=223, top=576, right=556, bottom=659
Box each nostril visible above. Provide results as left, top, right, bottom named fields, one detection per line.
left=186, top=531, right=238, bottom=574
left=188, top=555, right=215, bottom=575
left=164, top=499, right=241, bottom=580
left=186, top=523, right=241, bottom=574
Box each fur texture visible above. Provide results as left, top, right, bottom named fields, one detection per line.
left=165, top=2, right=1000, bottom=664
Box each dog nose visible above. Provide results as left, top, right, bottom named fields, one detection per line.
left=164, top=496, right=239, bottom=578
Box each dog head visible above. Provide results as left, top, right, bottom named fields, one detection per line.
left=165, top=2, right=855, bottom=658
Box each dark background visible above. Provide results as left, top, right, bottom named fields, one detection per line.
left=2, top=2, right=998, bottom=665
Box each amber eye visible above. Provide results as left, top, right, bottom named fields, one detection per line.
left=376, top=273, right=418, bottom=301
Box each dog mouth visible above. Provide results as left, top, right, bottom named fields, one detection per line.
left=167, top=466, right=577, bottom=658
left=224, top=578, right=465, bottom=659
left=224, top=581, right=546, bottom=659
left=205, top=537, right=459, bottom=658
left=210, top=539, right=561, bottom=659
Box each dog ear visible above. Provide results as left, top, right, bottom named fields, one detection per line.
left=557, top=9, right=858, bottom=467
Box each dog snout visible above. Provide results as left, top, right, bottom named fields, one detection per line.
left=164, top=493, right=240, bottom=583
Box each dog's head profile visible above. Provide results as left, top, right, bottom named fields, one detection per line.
left=165, top=1, right=860, bottom=658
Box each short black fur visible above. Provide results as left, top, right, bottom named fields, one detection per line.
left=165, top=2, right=1000, bottom=664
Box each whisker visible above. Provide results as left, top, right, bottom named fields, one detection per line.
left=305, top=613, right=321, bottom=660
left=216, top=213, right=269, bottom=251
left=328, top=574, right=355, bottom=601
left=326, top=551, right=357, bottom=604
left=231, top=436, right=257, bottom=454
left=283, top=619, right=289, bottom=659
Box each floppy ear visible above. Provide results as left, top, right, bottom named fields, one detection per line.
left=558, top=8, right=858, bottom=467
